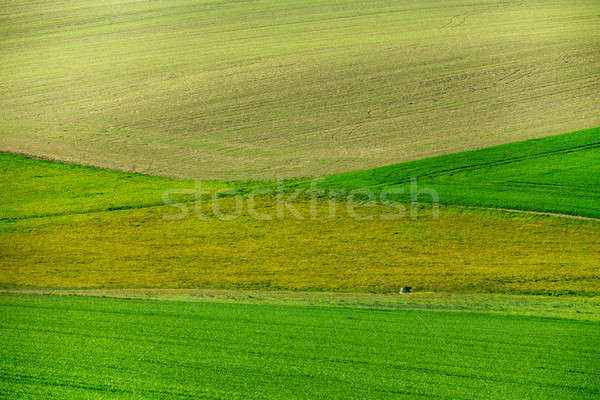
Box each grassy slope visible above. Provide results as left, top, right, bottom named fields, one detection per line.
left=2, top=127, right=598, bottom=220
left=310, top=126, right=600, bottom=218
left=1, top=294, right=598, bottom=399
left=0, top=152, right=258, bottom=220
left=1, top=0, right=599, bottom=179
left=1, top=129, right=599, bottom=294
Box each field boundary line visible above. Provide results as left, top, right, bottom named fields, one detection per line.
left=0, top=202, right=170, bottom=222
left=454, top=205, right=600, bottom=222
left=4, top=201, right=599, bottom=223
left=383, top=142, right=600, bottom=186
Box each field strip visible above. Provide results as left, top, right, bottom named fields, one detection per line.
left=0, top=201, right=169, bottom=222
left=5, top=137, right=599, bottom=190
left=2, top=293, right=598, bottom=398
left=380, top=141, right=600, bottom=186
left=4, top=198, right=599, bottom=223
left=0, top=150, right=164, bottom=179
left=2, top=289, right=599, bottom=321
left=454, top=206, right=600, bottom=222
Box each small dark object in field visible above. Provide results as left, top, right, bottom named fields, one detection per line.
left=400, top=287, right=412, bottom=293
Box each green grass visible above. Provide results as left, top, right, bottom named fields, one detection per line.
left=1, top=294, right=598, bottom=399
left=308, top=126, right=600, bottom=218
left=0, top=151, right=259, bottom=220
left=1, top=0, right=599, bottom=179
left=2, top=127, right=598, bottom=221
left=2, top=2, right=598, bottom=395
left=1, top=129, right=599, bottom=294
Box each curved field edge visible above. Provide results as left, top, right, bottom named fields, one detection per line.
left=0, top=294, right=598, bottom=399
left=2, top=0, right=599, bottom=180
left=304, top=126, right=600, bottom=218
left=2, top=126, right=600, bottom=220
left=1, top=128, right=598, bottom=295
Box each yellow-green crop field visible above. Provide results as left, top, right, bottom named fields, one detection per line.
left=1, top=0, right=599, bottom=179
left=2, top=198, right=598, bottom=295
left=1, top=131, right=599, bottom=296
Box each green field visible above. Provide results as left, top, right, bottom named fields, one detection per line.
left=2, top=1, right=599, bottom=397
left=1, top=0, right=599, bottom=179
left=2, top=129, right=599, bottom=294
left=309, top=126, right=600, bottom=218
left=1, top=294, right=598, bottom=399
left=3, top=127, right=599, bottom=221
left=7, top=289, right=600, bottom=321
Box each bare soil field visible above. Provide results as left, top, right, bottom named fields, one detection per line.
left=1, top=0, right=599, bottom=179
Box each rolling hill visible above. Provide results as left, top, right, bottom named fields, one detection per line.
left=1, top=0, right=599, bottom=179
left=2, top=1, right=599, bottom=398
left=1, top=128, right=598, bottom=294
left=309, top=126, right=600, bottom=218
left=2, top=126, right=599, bottom=221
